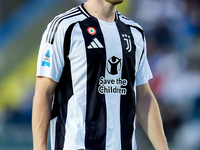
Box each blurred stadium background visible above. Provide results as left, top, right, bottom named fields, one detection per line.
left=0, top=0, right=200, bottom=149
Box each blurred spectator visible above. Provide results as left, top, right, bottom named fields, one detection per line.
left=0, top=0, right=29, bottom=24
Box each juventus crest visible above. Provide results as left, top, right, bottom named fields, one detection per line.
left=122, top=34, right=132, bottom=52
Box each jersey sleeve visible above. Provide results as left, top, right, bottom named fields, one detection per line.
left=135, top=37, right=153, bottom=86
left=36, top=21, right=65, bottom=82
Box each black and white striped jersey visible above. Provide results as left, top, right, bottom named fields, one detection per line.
left=37, top=4, right=153, bottom=150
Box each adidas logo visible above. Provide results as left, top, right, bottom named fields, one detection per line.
left=87, top=38, right=104, bottom=49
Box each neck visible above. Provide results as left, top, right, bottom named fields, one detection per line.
left=84, top=0, right=117, bottom=23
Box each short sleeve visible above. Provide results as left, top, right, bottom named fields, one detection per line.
left=135, top=37, right=153, bottom=86
left=36, top=22, right=65, bottom=82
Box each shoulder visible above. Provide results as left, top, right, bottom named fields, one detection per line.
left=48, top=5, right=85, bottom=28
left=45, top=5, right=87, bottom=44
left=117, top=11, right=143, bottom=29
left=117, top=11, right=144, bottom=36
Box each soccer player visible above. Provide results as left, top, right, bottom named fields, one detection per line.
left=32, top=0, right=169, bottom=149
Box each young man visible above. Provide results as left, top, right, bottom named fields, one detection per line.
left=32, top=0, right=169, bottom=149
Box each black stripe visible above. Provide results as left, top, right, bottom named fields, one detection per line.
left=51, top=23, right=76, bottom=119
left=79, top=17, right=107, bottom=150
left=54, top=104, right=68, bottom=150
left=129, top=25, right=145, bottom=69
left=51, top=23, right=76, bottom=150
left=138, top=48, right=144, bottom=70
left=117, top=11, right=145, bottom=41
left=116, top=19, right=136, bottom=150
left=63, top=23, right=77, bottom=58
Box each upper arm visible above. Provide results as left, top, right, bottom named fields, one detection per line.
left=32, top=76, right=57, bottom=148
left=136, top=82, right=158, bottom=122
left=136, top=83, right=156, bottom=125
left=34, top=76, right=57, bottom=100
left=136, top=82, right=155, bottom=104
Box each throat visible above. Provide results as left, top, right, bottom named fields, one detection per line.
left=83, top=1, right=116, bottom=23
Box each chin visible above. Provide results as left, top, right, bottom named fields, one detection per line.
left=106, top=0, right=124, bottom=5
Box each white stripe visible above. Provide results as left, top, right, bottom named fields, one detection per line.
left=79, top=5, right=90, bottom=17
left=67, top=7, right=79, bottom=14
left=63, top=24, right=87, bottom=149
left=91, top=41, right=98, bottom=48
left=87, top=45, right=93, bottom=49
left=94, top=38, right=103, bottom=48
left=50, top=117, right=57, bottom=150
left=98, top=20, right=122, bottom=150
left=132, top=119, right=137, bottom=150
